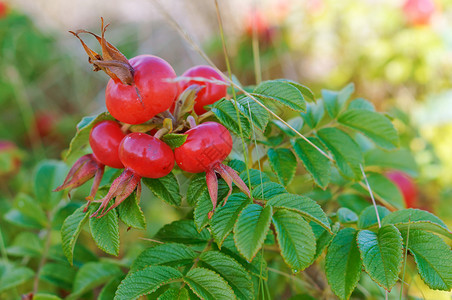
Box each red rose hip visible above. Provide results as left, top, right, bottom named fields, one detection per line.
left=175, top=121, right=249, bottom=217
left=119, top=132, right=175, bottom=178
left=89, top=120, right=125, bottom=169
left=175, top=122, right=232, bottom=173
left=179, top=66, right=227, bottom=115
left=106, top=55, right=178, bottom=124
left=386, top=171, right=418, bottom=208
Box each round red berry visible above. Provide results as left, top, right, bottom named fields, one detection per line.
left=89, top=120, right=125, bottom=169
left=386, top=171, right=418, bottom=208
left=106, top=55, right=178, bottom=124
left=119, top=132, right=175, bottom=178
left=174, top=122, right=232, bottom=173
left=179, top=65, right=227, bottom=115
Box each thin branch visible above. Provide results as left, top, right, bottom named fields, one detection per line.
left=360, top=164, right=381, bottom=228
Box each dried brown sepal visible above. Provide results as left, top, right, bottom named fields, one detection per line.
left=69, top=18, right=134, bottom=85
left=206, top=162, right=251, bottom=219
left=91, top=169, right=141, bottom=218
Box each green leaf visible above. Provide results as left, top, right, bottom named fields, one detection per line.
left=325, top=228, right=362, bottom=300
left=337, top=194, right=370, bottom=214
left=348, top=98, right=375, bottom=111
left=317, top=127, right=363, bottom=180
left=131, top=243, right=197, bottom=272
left=322, top=83, right=354, bottom=118
left=357, top=225, right=403, bottom=290
left=381, top=208, right=452, bottom=239
left=40, top=262, right=76, bottom=290
left=194, top=190, right=212, bottom=232
left=143, top=172, right=181, bottom=206
left=240, top=168, right=270, bottom=187
left=251, top=182, right=286, bottom=200
left=267, top=194, right=330, bottom=232
left=267, top=148, right=297, bottom=186
left=200, top=251, right=253, bottom=300
left=275, top=79, right=315, bottom=102
left=312, top=222, right=339, bottom=261
left=272, top=209, right=316, bottom=272
left=65, top=112, right=114, bottom=162
left=211, top=193, right=250, bottom=247
left=353, top=172, right=404, bottom=209
left=61, top=206, right=89, bottom=265
left=253, top=80, right=306, bottom=112
left=365, top=148, right=418, bottom=177
left=117, top=193, right=146, bottom=230
left=234, top=204, right=273, bottom=261
left=187, top=174, right=208, bottom=206
left=237, top=95, right=270, bottom=131
left=358, top=205, right=391, bottom=229
left=161, top=133, right=187, bottom=148
left=158, top=287, right=189, bottom=300
left=221, top=235, right=268, bottom=280
left=12, top=193, right=47, bottom=227
left=184, top=267, right=236, bottom=300
left=292, top=137, right=331, bottom=188
left=115, top=266, right=183, bottom=300
left=99, top=276, right=124, bottom=300
left=211, top=98, right=251, bottom=138
left=228, top=160, right=246, bottom=173
left=34, top=160, right=68, bottom=209
left=338, top=109, right=399, bottom=150
left=272, top=117, right=304, bottom=137
left=89, top=206, right=120, bottom=256
left=4, top=209, right=43, bottom=229
left=70, top=262, right=122, bottom=298
left=401, top=230, right=452, bottom=290
left=33, top=294, right=63, bottom=300
left=0, top=265, right=34, bottom=293
left=301, top=100, right=324, bottom=129
left=337, top=207, right=358, bottom=224
left=154, top=220, right=210, bottom=246
left=7, top=232, right=43, bottom=257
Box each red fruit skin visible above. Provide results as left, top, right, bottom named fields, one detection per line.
left=0, top=2, right=7, bottom=19
left=119, top=132, right=175, bottom=178
left=35, top=111, right=57, bottom=138
left=386, top=171, right=418, bottom=208
left=403, top=0, right=435, bottom=26
left=174, top=122, right=233, bottom=173
left=106, top=55, right=178, bottom=124
left=179, top=65, right=227, bottom=115
left=89, top=121, right=125, bottom=169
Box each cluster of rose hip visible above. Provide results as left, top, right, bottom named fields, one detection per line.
left=55, top=21, right=250, bottom=218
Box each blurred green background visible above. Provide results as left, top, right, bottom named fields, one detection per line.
left=1, top=0, right=452, bottom=298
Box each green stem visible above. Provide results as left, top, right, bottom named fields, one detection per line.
left=32, top=212, right=53, bottom=294
left=0, top=227, right=9, bottom=263
left=214, top=0, right=252, bottom=195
